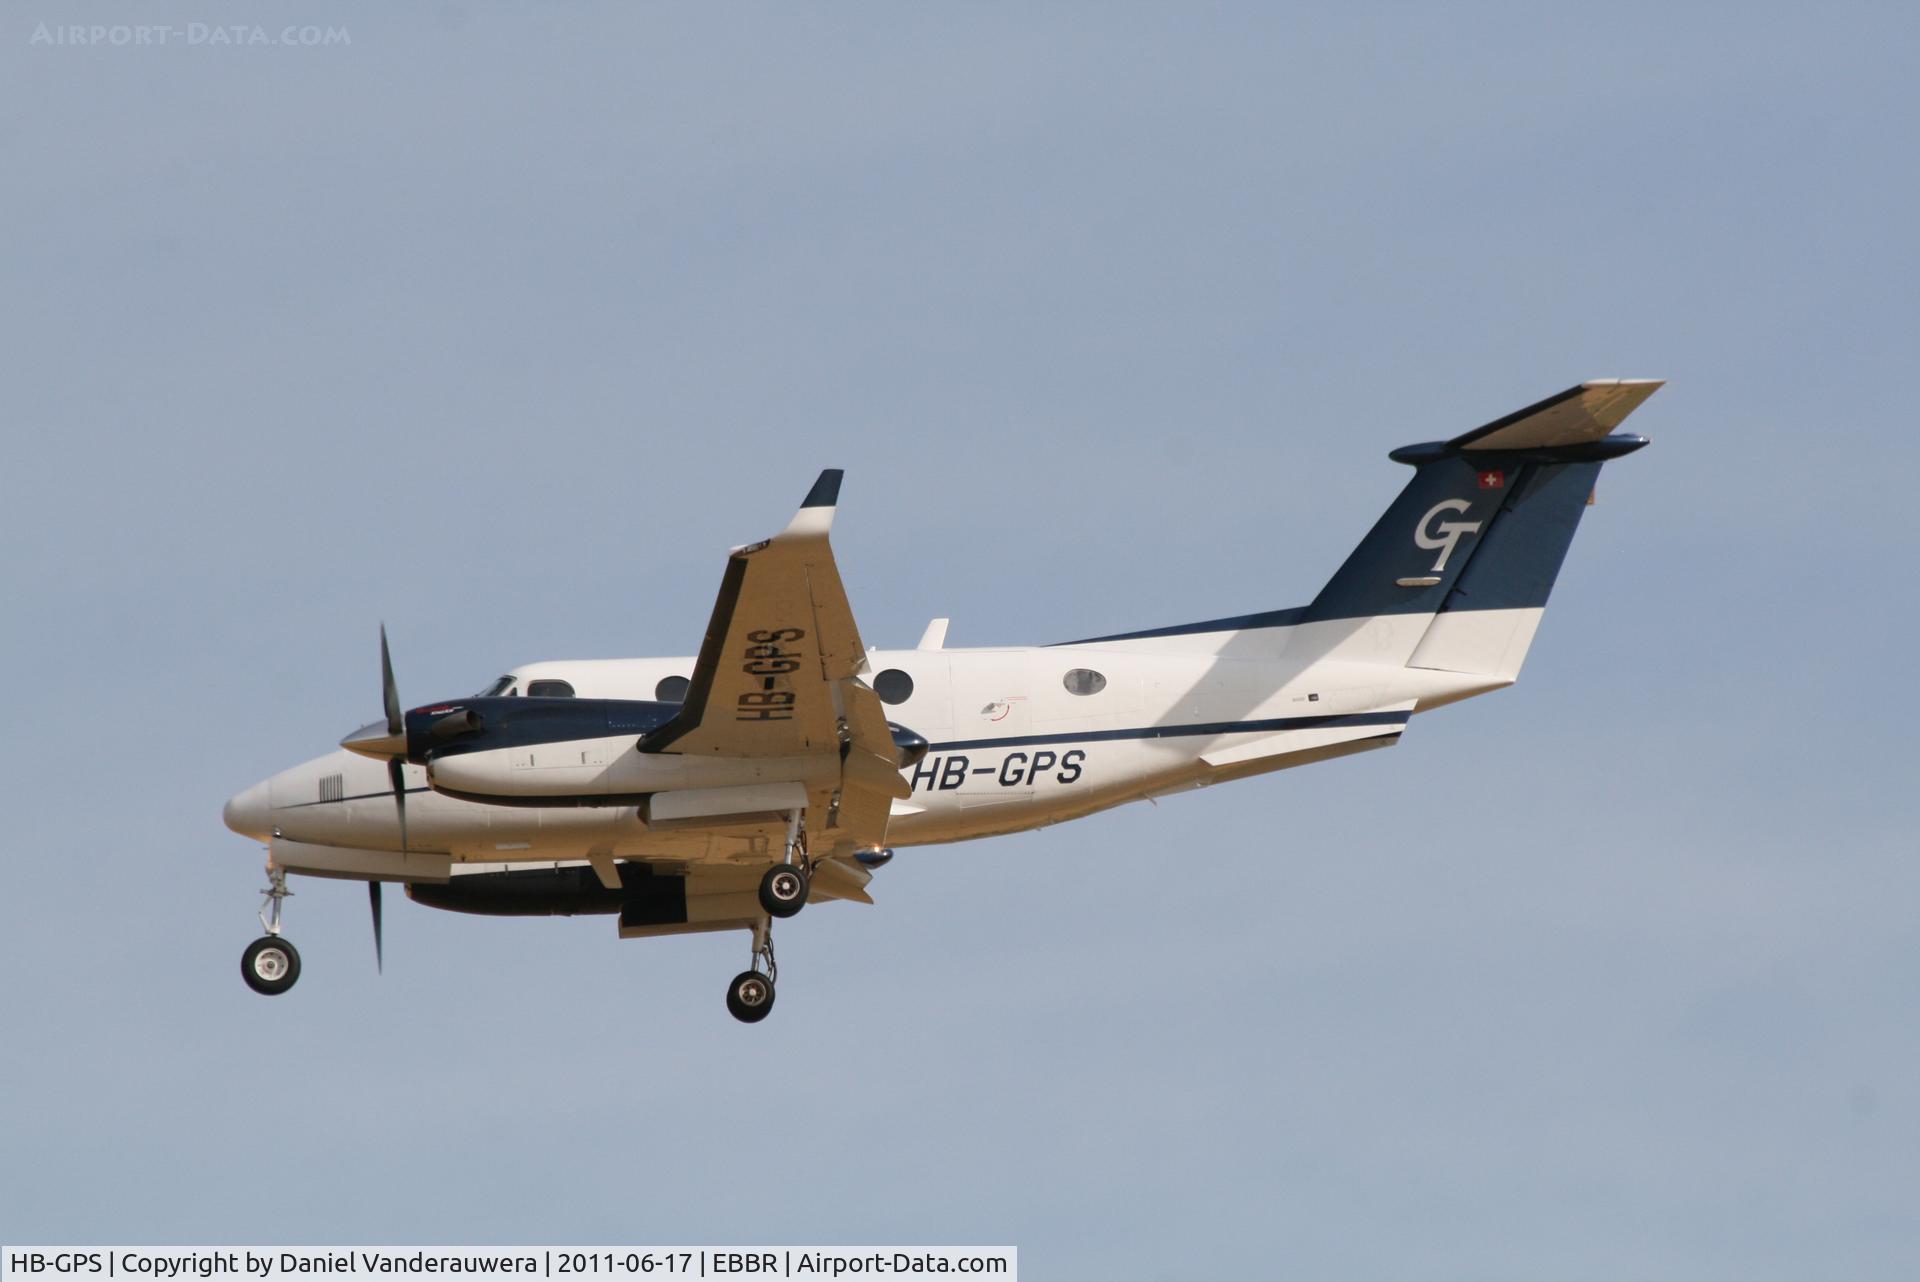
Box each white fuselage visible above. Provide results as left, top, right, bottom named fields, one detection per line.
left=225, top=609, right=1535, bottom=872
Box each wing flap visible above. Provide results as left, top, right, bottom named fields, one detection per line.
left=809, top=855, right=876, bottom=905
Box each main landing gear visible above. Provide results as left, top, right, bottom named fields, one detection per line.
left=726, top=922, right=778, bottom=1024
left=731, top=813, right=809, bottom=1022
left=757, top=863, right=810, bottom=917
left=242, top=862, right=302, bottom=996
left=756, top=810, right=812, bottom=919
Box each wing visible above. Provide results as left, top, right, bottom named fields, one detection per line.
left=640, top=470, right=905, bottom=852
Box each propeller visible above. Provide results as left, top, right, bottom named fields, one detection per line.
left=380, top=623, right=403, bottom=739
left=377, top=624, right=408, bottom=853
left=349, top=627, right=412, bottom=975
left=341, top=625, right=492, bottom=975
left=369, top=880, right=384, bottom=974
left=342, top=627, right=486, bottom=850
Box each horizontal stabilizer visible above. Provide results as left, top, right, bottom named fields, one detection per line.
left=1449, top=379, right=1663, bottom=452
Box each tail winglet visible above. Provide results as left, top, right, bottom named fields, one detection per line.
left=775, top=469, right=844, bottom=541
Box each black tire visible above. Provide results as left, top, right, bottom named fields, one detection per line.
left=758, top=863, right=810, bottom=918
left=241, top=935, right=301, bottom=996
left=726, top=970, right=776, bottom=1023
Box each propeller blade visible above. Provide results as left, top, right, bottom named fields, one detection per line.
left=387, top=757, right=409, bottom=853
left=375, top=626, right=411, bottom=857
left=380, top=623, right=403, bottom=736
left=368, top=880, right=384, bottom=974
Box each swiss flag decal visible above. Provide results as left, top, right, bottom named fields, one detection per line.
left=1477, top=469, right=1505, bottom=490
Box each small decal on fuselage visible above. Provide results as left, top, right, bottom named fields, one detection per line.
left=909, top=749, right=1087, bottom=792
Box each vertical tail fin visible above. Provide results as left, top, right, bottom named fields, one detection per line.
left=1300, top=452, right=1501, bottom=626
left=1297, top=381, right=1660, bottom=672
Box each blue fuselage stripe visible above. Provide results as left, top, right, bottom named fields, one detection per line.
left=927, top=710, right=1407, bottom=753
left=281, top=785, right=434, bottom=809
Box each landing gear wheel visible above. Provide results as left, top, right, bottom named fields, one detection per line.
left=758, top=863, right=810, bottom=918
left=242, top=935, right=301, bottom=996
left=726, top=969, right=776, bottom=1023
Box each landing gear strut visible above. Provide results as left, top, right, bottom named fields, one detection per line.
left=726, top=921, right=778, bottom=1023
left=757, top=810, right=812, bottom=918
left=242, top=861, right=302, bottom=996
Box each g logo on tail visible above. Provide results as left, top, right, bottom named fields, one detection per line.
left=1415, top=500, right=1482, bottom=572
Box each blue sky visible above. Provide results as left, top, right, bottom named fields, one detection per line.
left=2, top=4, right=1915, bottom=1278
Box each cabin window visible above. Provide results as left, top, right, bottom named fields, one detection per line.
left=477, top=675, right=514, bottom=697
left=655, top=675, right=691, bottom=703
left=526, top=679, right=576, bottom=698
left=1062, top=668, right=1107, bottom=696
left=873, top=669, right=914, bottom=705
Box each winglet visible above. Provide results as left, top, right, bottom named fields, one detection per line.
left=802, top=469, right=843, bottom=508
left=782, top=469, right=844, bottom=539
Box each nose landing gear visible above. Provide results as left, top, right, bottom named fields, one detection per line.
left=242, top=862, right=301, bottom=996
left=242, top=935, right=301, bottom=995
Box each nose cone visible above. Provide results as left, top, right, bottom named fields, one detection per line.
left=223, top=779, right=273, bottom=839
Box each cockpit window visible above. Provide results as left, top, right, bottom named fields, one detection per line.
left=477, top=676, right=515, bottom=697
left=526, top=679, right=576, bottom=698
left=655, top=675, right=691, bottom=703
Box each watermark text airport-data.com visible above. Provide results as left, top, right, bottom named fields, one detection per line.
left=29, top=22, right=350, bottom=47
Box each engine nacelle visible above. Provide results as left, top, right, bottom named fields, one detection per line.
left=888, top=722, right=929, bottom=769
left=404, top=695, right=672, bottom=767
left=408, top=694, right=927, bottom=808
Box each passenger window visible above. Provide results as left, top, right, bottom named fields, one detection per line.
left=873, top=669, right=914, bottom=705
left=1062, top=668, right=1107, bottom=696
left=655, top=675, right=691, bottom=703
left=526, top=679, right=575, bottom=698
